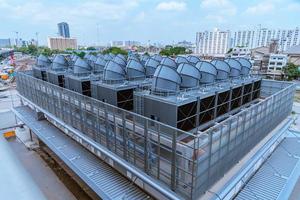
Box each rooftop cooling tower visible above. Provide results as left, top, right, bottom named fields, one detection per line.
left=196, top=61, right=217, bottom=84
left=151, top=65, right=181, bottom=94
left=94, top=56, right=106, bottom=73
left=37, top=54, right=51, bottom=68
left=126, top=59, right=145, bottom=79
left=73, top=58, right=92, bottom=74
left=175, top=56, right=188, bottom=65
left=113, top=54, right=127, bottom=67
left=236, top=58, right=252, bottom=75
left=103, top=61, right=126, bottom=82
left=103, top=54, right=113, bottom=62
left=145, top=57, right=160, bottom=77
left=160, top=57, right=177, bottom=69
left=152, top=54, right=163, bottom=62
left=211, top=60, right=230, bottom=80
left=225, top=58, right=242, bottom=77
left=140, top=55, right=150, bottom=65
left=52, top=55, right=68, bottom=71
left=177, top=63, right=201, bottom=88
left=88, top=55, right=97, bottom=67
left=187, top=55, right=201, bottom=65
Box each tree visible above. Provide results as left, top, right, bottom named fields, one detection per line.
left=159, top=46, right=190, bottom=56
left=87, top=46, right=96, bottom=51
left=73, top=51, right=86, bottom=59
left=283, top=63, right=300, bottom=80
left=102, top=47, right=127, bottom=55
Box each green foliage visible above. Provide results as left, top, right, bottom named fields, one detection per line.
left=73, top=51, right=86, bottom=59
left=143, top=52, right=150, bottom=56
left=283, top=63, right=300, bottom=80
left=159, top=46, right=191, bottom=56
left=227, top=48, right=233, bottom=53
left=87, top=46, right=96, bottom=51
left=102, top=47, right=127, bottom=55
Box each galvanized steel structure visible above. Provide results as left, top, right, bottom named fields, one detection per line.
left=16, top=71, right=295, bottom=199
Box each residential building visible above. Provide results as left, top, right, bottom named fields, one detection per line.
left=47, top=37, right=77, bottom=50
left=111, top=41, right=124, bottom=47
left=250, top=46, right=270, bottom=71
left=284, top=45, right=300, bottom=66
left=267, top=54, right=288, bottom=71
left=228, top=47, right=251, bottom=58
left=124, top=41, right=140, bottom=47
left=195, top=29, right=230, bottom=57
left=57, top=22, right=70, bottom=38
left=232, top=27, right=300, bottom=51
left=0, top=39, right=12, bottom=48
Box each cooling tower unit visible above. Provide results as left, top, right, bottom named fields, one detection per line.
left=151, top=65, right=181, bottom=95
left=196, top=61, right=217, bottom=84
left=160, top=57, right=177, bottom=69
left=187, top=55, right=201, bottom=65
left=236, top=57, right=252, bottom=76
left=94, top=55, right=106, bottom=74
left=64, top=58, right=93, bottom=96
left=225, top=58, right=242, bottom=77
left=177, top=63, right=201, bottom=88
left=175, top=56, right=188, bottom=65
left=33, top=54, right=51, bottom=81
left=113, top=54, right=127, bottom=68
left=47, top=55, right=68, bottom=87
left=91, top=60, right=150, bottom=111
left=145, top=57, right=160, bottom=77
left=210, top=59, right=230, bottom=81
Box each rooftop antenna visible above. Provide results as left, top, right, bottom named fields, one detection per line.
left=35, top=32, right=39, bottom=46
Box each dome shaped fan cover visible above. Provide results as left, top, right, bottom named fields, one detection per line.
left=73, top=58, right=92, bottom=74
left=103, top=61, right=126, bottom=82
left=177, top=63, right=201, bottom=88
left=187, top=55, right=201, bottom=65
left=145, top=58, right=160, bottom=77
left=126, top=60, right=145, bottom=79
left=151, top=65, right=181, bottom=94
left=196, top=61, right=217, bottom=84
left=224, top=58, right=242, bottom=77
left=113, top=54, right=127, bottom=67
left=175, top=56, right=188, bottom=65
left=236, top=58, right=252, bottom=75
left=94, top=56, right=106, bottom=73
left=160, top=57, right=177, bottom=69
left=52, top=55, right=68, bottom=71
left=37, top=54, right=51, bottom=68
left=211, top=60, right=230, bottom=80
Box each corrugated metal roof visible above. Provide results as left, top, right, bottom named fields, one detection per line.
left=234, top=136, right=300, bottom=200
left=13, top=106, right=152, bottom=200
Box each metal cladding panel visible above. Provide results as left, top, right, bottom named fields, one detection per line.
left=175, top=56, right=188, bottom=65
left=152, top=54, right=163, bottom=62
left=84, top=54, right=91, bottom=60
left=211, top=60, right=230, bottom=80
left=152, top=65, right=181, bottom=93
left=177, top=63, right=201, bottom=88
left=225, top=58, right=242, bottom=77
left=37, top=54, right=51, bottom=68
left=160, top=57, right=177, bottom=69
left=140, top=55, right=150, bottom=65
left=94, top=84, right=118, bottom=106
left=187, top=55, right=201, bottom=65
left=103, top=61, right=126, bottom=81
left=196, top=61, right=217, bottom=84
left=145, top=58, right=160, bottom=77
left=52, top=55, right=68, bottom=70
left=126, top=60, right=145, bottom=79
left=236, top=57, right=252, bottom=75
left=73, top=58, right=92, bottom=74
left=143, top=97, right=178, bottom=127
left=113, top=54, right=127, bottom=67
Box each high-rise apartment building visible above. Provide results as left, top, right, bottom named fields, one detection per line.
left=195, top=29, right=230, bottom=57
left=232, top=27, right=300, bottom=51
left=57, top=22, right=70, bottom=38
left=47, top=37, right=77, bottom=50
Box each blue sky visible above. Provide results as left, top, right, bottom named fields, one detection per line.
left=0, top=0, right=299, bottom=46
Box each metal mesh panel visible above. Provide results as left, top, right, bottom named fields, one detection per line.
left=16, top=72, right=295, bottom=200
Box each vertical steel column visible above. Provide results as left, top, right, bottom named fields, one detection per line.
left=122, top=112, right=128, bottom=161
left=144, top=120, right=149, bottom=174
left=171, top=131, right=177, bottom=191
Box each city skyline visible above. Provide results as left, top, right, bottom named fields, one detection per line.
left=0, top=0, right=299, bottom=46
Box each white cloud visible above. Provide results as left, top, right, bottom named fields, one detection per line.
left=205, top=15, right=226, bottom=23
left=200, top=0, right=236, bottom=23
left=156, top=1, right=186, bottom=11
left=245, top=1, right=275, bottom=15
